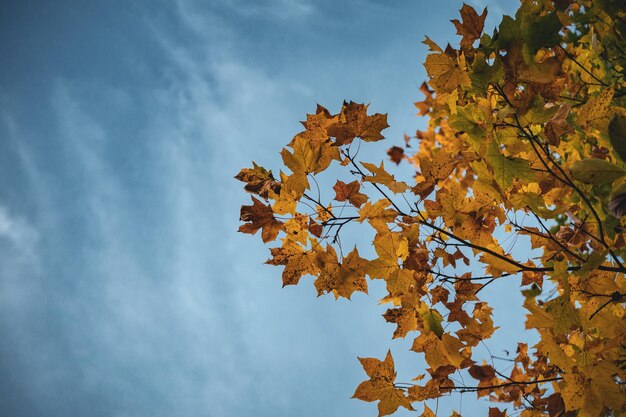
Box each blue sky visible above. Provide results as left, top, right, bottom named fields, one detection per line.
left=0, top=1, right=524, bottom=416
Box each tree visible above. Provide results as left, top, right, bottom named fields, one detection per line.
left=236, top=1, right=626, bottom=416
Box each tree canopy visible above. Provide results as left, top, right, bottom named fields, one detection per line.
left=236, top=1, right=626, bottom=416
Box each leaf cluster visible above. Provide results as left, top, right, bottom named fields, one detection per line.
left=236, top=1, right=626, bottom=416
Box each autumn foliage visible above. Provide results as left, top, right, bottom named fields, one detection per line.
left=236, top=1, right=626, bottom=416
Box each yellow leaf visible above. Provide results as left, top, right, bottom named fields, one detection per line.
left=419, top=404, right=436, bottom=417
left=314, top=246, right=368, bottom=299
left=577, top=86, right=614, bottom=130
left=361, top=161, right=410, bottom=193
left=266, top=241, right=319, bottom=286
left=424, top=52, right=471, bottom=94
left=327, top=101, right=390, bottom=146
left=352, top=351, right=415, bottom=417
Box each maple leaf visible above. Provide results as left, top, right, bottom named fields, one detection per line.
left=358, top=199, right=399, bottom=232
left=235, top=162, right=281, bottom=199
left=281, top=135, right=339, bottom=179
left=421, top=308, right=444, bottom=338
left=415, top=82, right=435, bottom=116
left=561, top=364, right=625, bottom=416
left=577, top=87, right=614, bottom=130
left=521, top=271, right=544, bottom=288
left=352, top=351, right=415, bottom=416
left=424, top=51, right=471, bottom=94
left=314, top=245, right=368, bottom=299
left=411, top=333, right=467, bottom=370
left=387, top=146, right=405, bottom=165
left=327, top=101, right=390, bottom=146
left=484, top=140, right=535, bottom=189
left=408, top=380, right=440, bottom=402
left=272, top=186, right=298, bottom=215
left=451, top=3, right=487, bottom=50
left=289, top=104, right=338, bottom=145
left=468, top=364, right=496, bottom=382
left=239, top=196, right=283, bottom=242
left=266, top=242, right=319, bottom=286
left=361, top=161, right=410, bottom=193
left=383, top=293, right=423, bottom=338
left=308, top=218, right=323, bottom=238
left=569, top=158, right=625, bottom=186
left=333, top=180, right=368, bottom=207
left=385, top=268, right=417, bottom=296
left=418, top=149, right=460, bottom=183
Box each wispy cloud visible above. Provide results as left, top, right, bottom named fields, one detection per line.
left=0, top=201, right=40, bottom=312
left=0, top=2, right=319, bottom=413
left=176, top=0, right=314, bottom=23
left=0, top=204, right=38, bottom=256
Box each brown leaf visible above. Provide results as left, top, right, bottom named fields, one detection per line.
left=468, top=364, right=496, bottom=381
left=415, top=82, right=435, bottom=116
left=387, top=146, right=405, bottom=165
left=488, top=407, right=507, bottom=417
left=333, top=180, right=368, bottom=207
left=522, top=271, right=544, bottom=288
left=544, top=104, right=573, bottom=146
left=239, top=196, right=283, bottom=242
left=451, top=3, right=487, bottom=49
left=308, top=218, right=323, bottom=238
left=327, top=101, right=389, bottom=146
left=289, top=104, right=338, bottom=145
left=235, top=163, right=281, bottom=198
left=383, top=293, right=423, bottom=338
left=430, top=286, right=450, bottom=305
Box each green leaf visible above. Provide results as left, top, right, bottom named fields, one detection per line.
left=522, top=11, right=562, bottom=54
left=470, top=53, right=504, bottom=91
left=570, top=159, right=626, bottom=186
left=422, top=309, right=444, bottom=338
left=485, top=140, right=534, bottom=189
left=596, top=0, right=626, bottom=14
left=449, top=105, right=488, bottom=151
left=544, top=294, right=580, bottom=334
left=608, top=115, right=626, bottom=162
left=492, top=10, right=561, bottom=57
left=608, top=182, right=626, bottom=217
left=492, top=15, right=519, bottom=50
left=575, top=250, right=608, bottom=277
left=522, top=283, right=542, bottom=299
